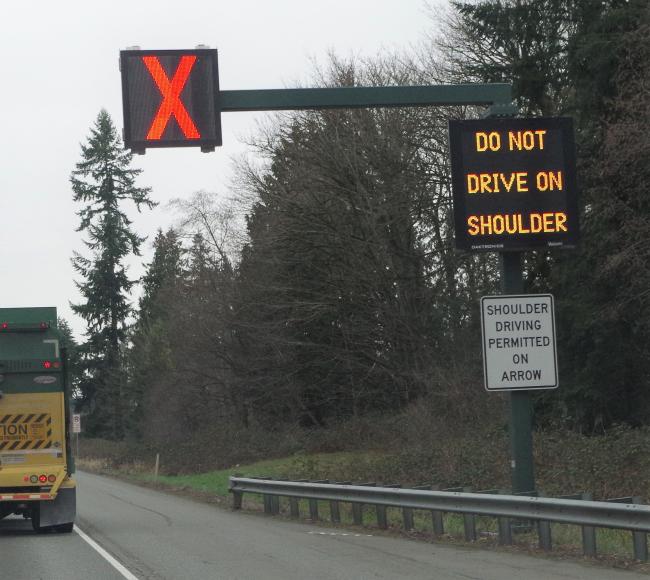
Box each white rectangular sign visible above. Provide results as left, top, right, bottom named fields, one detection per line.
left=480, top=294, right=558, bottom=391
left=72, top=414, right=81, bottom=434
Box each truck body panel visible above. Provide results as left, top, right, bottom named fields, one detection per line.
left=0, top=307, right=76, bottom=531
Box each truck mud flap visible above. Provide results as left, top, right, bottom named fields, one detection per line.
left=38, top=487, right=76, bottom=528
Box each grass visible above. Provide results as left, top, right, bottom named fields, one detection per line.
left=132, top=456, right=294, bottom=496
left=125, top=452, right=371, bottom=497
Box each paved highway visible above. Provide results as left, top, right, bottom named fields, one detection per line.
left=0, top=471, right=646, bottom=580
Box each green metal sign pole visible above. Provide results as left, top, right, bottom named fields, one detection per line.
left=218, top=84, right=515, bottom=113
left=481, top=102, right=535, bottom=494
left=501, top=252, right=535, bottom=493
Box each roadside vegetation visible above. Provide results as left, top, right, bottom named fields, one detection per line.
left=78, top=405, right=650, bottom=502
left=77, top=419, right=650, bottom=572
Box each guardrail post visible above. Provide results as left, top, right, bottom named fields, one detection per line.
left=232, top=490, right=243, bottom=510
left=444, top=487, right=476, bottom=541
left=405, top=485, right=430, bottom=530
left=352, top=502, right=363, bottom=525
left=256, top=476, right=273, bottom=514
left=376, top=504, right=388, bottom=529
left=432, top=510, right=444, bottom=535
left=308, top=480, right=329, bottom=521
left=537, top=520, right=552, bottom=551
left=288, top=479, right=309, bottom=519
left=272, top=478, right=291, bottom=515
left=331, top=481, right=350, bottom=523
left=464, top=514, right=477, bottom=542
left=402, top=506, right=414, bottom=531
left=263, top=494, right=272, bottom=514
left=376, top=484, right=400, bottom=530
left=269, top=478, right=282, bottom=515
left=430, top=485, right=444, bottom=535
left=496, top=490, right=512, bottom=545
left=607, top=496, right=648, bottom=562
left=580, top=493, right=597, bottom=557
left=352, top=483, right=376, bottom=526
left=330, top=499, right=341, bottom=523
left=632, top=496, right=648, bottom=562
left=633, top=530, right=648, bottom=562
left=309, top=498, right=319, bottom=521
left=402, top=485, right=427, bottom=531
left=289, top=496, right=300, bottom=518
left=536, top=492, right=552, bottom=551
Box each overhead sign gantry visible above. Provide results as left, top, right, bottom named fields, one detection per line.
left=119, top=47, right=515, bottom=154
left=118, top=46, right=578, bottom=497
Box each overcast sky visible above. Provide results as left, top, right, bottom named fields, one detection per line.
left=0, top=0, right=441, bottom=339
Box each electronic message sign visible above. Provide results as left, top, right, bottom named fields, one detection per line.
left=449, top=117, right=578, bottom=252
left=120, top=49, right=222, bottom=152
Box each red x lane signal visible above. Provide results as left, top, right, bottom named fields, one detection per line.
left=143, top=55, right=201, bottom=140
left=120, top=49, right=222, bottom=152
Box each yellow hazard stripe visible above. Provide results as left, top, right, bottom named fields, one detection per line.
left=0, top=440, right=53, bottom=450
left=0, top=414, right=53, bottom=450
left=0, top=414, right=51, bottom=425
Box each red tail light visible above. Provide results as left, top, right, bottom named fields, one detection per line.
left=47, top=474, right=56, bottom=483
left=38, top=474, right=47, bottom=483
left=43, top=361, right=52, bottom=369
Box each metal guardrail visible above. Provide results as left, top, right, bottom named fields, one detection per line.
left=229, top=477, right=650, bottom=561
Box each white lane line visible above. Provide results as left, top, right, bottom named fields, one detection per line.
left=75, top=525, right=140, bottom=580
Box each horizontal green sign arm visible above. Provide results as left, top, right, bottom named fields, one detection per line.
left=219, top=84, right=512, bottom=112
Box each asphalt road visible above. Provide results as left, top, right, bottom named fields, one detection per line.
left=0, top=471, right=647, bottom=580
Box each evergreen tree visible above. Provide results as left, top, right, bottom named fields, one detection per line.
left=549, top=3, right=650, bottom=427
left=127, top=229, right=184, bottom=437
left=138, top=229, right=184, bottom=322
left=444, top=0, right=574, bottom=116
left=71, top=109, right=155, bottom=439
left=187, top=233, right=212, bottom=284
